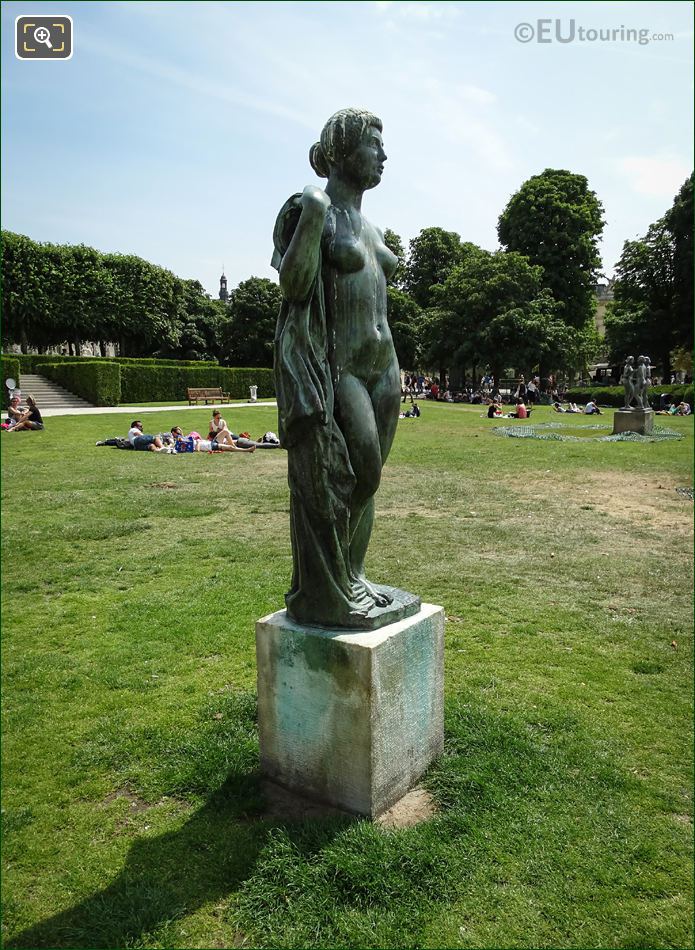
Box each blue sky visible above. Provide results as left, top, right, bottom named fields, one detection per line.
left=2, top=1, right=693, bottom=298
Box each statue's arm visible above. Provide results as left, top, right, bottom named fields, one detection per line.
left=279, top=186, right=331, bottom=303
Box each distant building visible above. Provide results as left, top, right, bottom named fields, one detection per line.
left=593, top=278, right=615, bottom=336
left=218, top=271, right=229, bottom=303
left=588, top=278, right=617, bottom=383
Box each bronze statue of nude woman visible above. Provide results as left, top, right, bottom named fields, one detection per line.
left=272, top=108, right=419, bottom=629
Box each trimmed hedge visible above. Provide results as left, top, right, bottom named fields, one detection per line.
left=119, top=365, right=275, bottom=403
left=14, top=354, right=219, bottom=373
left=1, top=356, right=21, bottom=407
left=565, top=384, right=693, bottom=408
left=41, top=361, right=121, bottom=407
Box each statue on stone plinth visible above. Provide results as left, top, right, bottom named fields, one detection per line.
left=271, top=108, right=418, bottom=630
left=621, top=356, right=636, bottom=409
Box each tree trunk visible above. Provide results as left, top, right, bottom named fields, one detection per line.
left=99, top=341, right=108, bottom=357
left=472, top=362, right=478, bottom=387
left=661, top=350, right=672, bottom=385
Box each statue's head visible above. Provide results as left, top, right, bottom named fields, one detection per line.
left=310, top=108, right=385, bottom=191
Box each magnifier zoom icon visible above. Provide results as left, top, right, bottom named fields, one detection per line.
left=34, top=26, right=53, bottom=48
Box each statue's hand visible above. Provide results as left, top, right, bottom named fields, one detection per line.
left=300, top=185, right=331, bottom=215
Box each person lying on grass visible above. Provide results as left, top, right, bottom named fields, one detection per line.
left=170, top=426, right=255, bottom=453
left=127, top=420, right=165, bottom=451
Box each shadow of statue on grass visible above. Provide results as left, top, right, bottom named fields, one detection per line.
left=7, top=772, right=355, bottom=949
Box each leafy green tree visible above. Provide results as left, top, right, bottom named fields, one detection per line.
left=604, top=219, right=675, bottom=376
left=102, top=253, right=182, bottom=356
left=427, top=248, right=595, bottom=382
left=404, top=227, right=469, bottom=308
left=497, top=169, right=605, bottom=330
left=221, top=277, right=282, bottom=367
left=158, top=283, right=229, bottom=361
left=386, top=287, right=421, bottom=369
left=2, top=232, right=56, bottom=351
left=382, top=228, right=406, bottom=288
left=663, top=173, right=693, bottom=354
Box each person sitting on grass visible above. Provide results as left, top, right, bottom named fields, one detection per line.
left=8, top=395, right=44, bottom=432
left=5, top=395, right=25, bottom=429
left=511, top=398, right=529, bottom=419
left=487, top=400, right=503, bottom=418
left=208, top=410, right=234, bottom=443
left=584, top=400, right=602, bottom=415
left=170, top=426, right=255, bottom=453
left=127, top=420, right=164, bottom=452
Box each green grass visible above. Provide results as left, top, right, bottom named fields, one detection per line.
left=116, top=399, right=275, bottom=408
left=2, top=403, right=693, bottom=949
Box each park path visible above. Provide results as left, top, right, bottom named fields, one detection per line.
left=40, top=401, right=277, bottom=418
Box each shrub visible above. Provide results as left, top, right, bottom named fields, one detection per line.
left=15, top=354, right=220, bottom=373
left=1, top=356, right=21, bottom=407
left=564, top=383, right=693, bottom=408
left=119, top=365, right=275, bottom=403
left=41, top=361, right=121, bottom=407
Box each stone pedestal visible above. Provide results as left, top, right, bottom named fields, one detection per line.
left=613, top=408, right=654, bottom=435
left=256, top=603, right=444, bottom=817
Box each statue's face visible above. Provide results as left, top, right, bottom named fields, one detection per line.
left=339, top=126, right=387, bottom=191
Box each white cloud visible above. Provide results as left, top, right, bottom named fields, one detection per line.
left=374, top=1, right=460, bottom=21
left=617, top=154, right=691, bottom=197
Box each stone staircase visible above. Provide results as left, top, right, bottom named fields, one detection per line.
left=18, top=374, right=94, bottom=410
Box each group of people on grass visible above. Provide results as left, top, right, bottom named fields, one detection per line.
left=487, top=397, right=533, bottom=420
left=96, top=410, right=281, bottom=454
left=3, top=394, right=44, bottom=432
left=553, top=400, right=602, bottom=415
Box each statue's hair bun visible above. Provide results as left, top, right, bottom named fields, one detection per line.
left=309, top=142, right=330, bottom=178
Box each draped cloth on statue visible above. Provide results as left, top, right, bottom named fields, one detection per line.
left=272, top=195, right=375, bottom=626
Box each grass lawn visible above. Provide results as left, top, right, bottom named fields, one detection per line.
left=2, top=403, right=693, bottom=949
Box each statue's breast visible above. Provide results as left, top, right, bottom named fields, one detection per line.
left=324, top=210, right=366, bottom=274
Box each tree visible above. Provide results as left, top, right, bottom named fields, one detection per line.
left=386, top=287, right=421, bottom=369
left=604, top=219, right=675, bottom=377
left=426, top=248, right=596, bottom=383
left=157, top=282, right=229, bottom=361
left=404, top=228, right=469, bottom=309
left=498, top=169, right=605, bottom=331
left=102, top=253, right=182, bottom=356
left=2, top=232, right=57, bottom=351
left=221, top=277, right=281, bottom=367
left=663, top=173, right=693, bottom=353
left=382, top=228, right=406, bottom=288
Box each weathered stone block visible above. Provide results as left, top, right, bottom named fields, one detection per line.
left=613, top=408, right=654, bottom=435
left=256, top=603, right=444, bottom=817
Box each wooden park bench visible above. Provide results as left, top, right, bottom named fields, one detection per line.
left=186, top=387, right=230, bottom=406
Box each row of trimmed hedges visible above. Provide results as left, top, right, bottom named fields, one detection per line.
left=41, top=361, right=121, bottom=407
left=1, top=356, right=21, bottom=407
left=564, top=384, right=693, bottom=408
left=12, top=354, right=219, bottom=373
left=119, top=366, right=274, bottom=403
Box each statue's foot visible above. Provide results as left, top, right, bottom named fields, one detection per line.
left=359, top=577, right=393, bottom=608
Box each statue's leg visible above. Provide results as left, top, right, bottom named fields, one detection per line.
left=334, top=372, right=388, bottom=606
left=349, top=359, right=401, bottom=605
